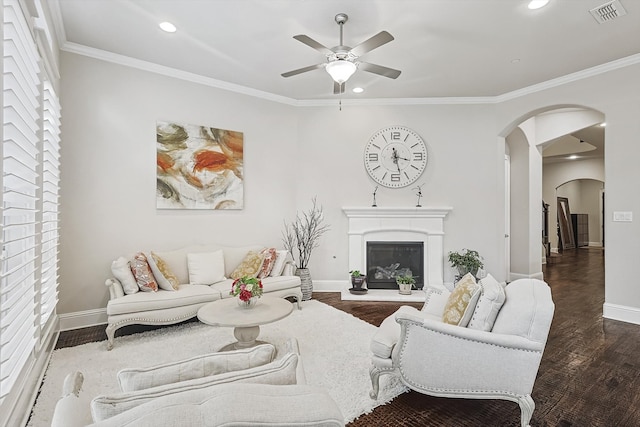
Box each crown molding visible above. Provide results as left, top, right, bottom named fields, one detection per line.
left=61, top=40, right=640, bottom=108
left=61, top=42, right=299, bottom=106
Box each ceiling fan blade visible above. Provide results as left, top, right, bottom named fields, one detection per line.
left=359, top=62, right=401, bottom=79
left=281, top=63, right=325, bottom=78
left=350, top=31, right=394, bottom=57
left=293, top=35, right=334, bottom=55
left=333, top=81, right=345, bottom=95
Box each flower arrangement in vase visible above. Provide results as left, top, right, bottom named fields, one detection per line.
left=230, top=276, right=263, bottom=308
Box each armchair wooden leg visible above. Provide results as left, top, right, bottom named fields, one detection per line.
left=369, top=365, right=382, bottom=399
left=518, top=394, right=535, bottom=427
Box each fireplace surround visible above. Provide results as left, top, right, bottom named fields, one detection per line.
left=342, top=207, right=452, bottom=300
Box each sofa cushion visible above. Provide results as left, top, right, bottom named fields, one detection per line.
left=210, top=276, right=301, bottom=298
left=106, top=284, right=219, bottom=316
left=442, top=273, right=481, bottom=327
left=151, top=247, right=191, bottom=284
left=492, top=278, right=555, bottom=342
left=269, top=249, right=289, bottom=277
left=187, top=250, right=226, bottom=285
left=117, top=344, right=276, bottom=392
left=258, top=247, right=277, bottom=278
left=91, top=352, right=299, bottom=421
left=88, top=384, right=344, bottom=427
left=130, top=253, right=158, bottom=292
left=229, top=250, right=265, bottom=279
left=147, top=252, right=179, bottom=291
left=468, top=273, right=506, bottom=331
left=111, top=257, right=139, bottom=295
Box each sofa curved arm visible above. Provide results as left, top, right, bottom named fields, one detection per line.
left=395, top=313, right=545, bottom=397
left=105, top=278, right=125, bottom=300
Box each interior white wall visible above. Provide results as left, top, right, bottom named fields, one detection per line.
left=580, top=180, right=604, bottom=245
left=294, top=103, right=504, bottom=285
left=58, top=52, right=640, bottom=325
left=58, top=52, right=299, bottom=314
left=506, top=129, right=529, bottom=276
left=496, top=62, right=640, bottom=324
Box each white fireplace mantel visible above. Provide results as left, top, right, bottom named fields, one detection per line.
left=343, top=206, right=452, bottom=287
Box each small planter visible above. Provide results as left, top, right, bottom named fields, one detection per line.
left=396, top=275, right=416, bottom=295
left=351, top=275, right=367, bottom=289
left=398, top=282, right=413, bottom=295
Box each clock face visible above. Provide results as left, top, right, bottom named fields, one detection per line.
left=364, top=126, right=428, bottom=188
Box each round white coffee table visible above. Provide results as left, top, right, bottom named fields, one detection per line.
left=197, top=296, right=294, bottom=351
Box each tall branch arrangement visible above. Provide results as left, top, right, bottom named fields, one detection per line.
left=282, top=197, right=330, bottom=269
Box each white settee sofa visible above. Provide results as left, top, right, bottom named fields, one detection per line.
left=52, top=340, right=344, bottom=427
left=105, top=244, right=302, bottom=350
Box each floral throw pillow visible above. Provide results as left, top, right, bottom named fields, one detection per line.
left=230, top=250, right=265, bottom=279
left=257, top=248, right=277, bottom=279
left=130, top=252, right=158, bottom=292
left=442, top=273, right=481, bottom=326
left=148, top=252, right=180, bottom=290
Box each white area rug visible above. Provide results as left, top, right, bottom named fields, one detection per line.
left=29, top=300, right=407, bottom=426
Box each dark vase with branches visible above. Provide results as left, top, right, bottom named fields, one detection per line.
left=282, top=197, right=330, bottom=300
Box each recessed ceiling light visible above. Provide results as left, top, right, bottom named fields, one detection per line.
left=599, top=122, right=607, bottom=127
left=528, top=0, right=549, bottom=10
left=568, top=155, right=578, bottom=160
left=352, top=87, right=364, bottom=93
left=159, top=22, right=177, bottom=33
left=511, top=58, right=521, bottom=64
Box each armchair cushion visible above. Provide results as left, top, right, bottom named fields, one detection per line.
left=468, top=274, right=506, bottom=331
left=442, top=273, right=481, bottom=326
left=91, top=352, right=299, bottom=421
left=117, top=343, right=276, bottom=392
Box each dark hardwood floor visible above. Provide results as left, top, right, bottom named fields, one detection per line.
left=56, top=247, right=640, bottom=426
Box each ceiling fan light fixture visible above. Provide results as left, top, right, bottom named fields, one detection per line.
left=528, top=0, right=549, bottom=10
left=326, top=60, right=357, bottom=84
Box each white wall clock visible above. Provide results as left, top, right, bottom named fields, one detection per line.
left=364, top=126, right=428, bottom=188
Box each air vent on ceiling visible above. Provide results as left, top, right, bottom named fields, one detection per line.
left=590, top=0, right=627, bottom=23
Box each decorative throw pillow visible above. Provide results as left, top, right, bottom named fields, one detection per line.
left=442, top=273, right=481, bottom=326
left=111, top=257, right=139, bottom=295
left=229, top=250, right=265, bottom=279
left=257, top=248, right=277, bottom=279
left=187, top=250, right=226, bottom=285
left=468, top=274, right=506, bottom=331
left=146, top=252, right=179, bottom=291
left=151, top=252, right=180, bottom=290
left=130, top=253, right=158, bottom=292
left=269, top=250, right=289, bottom=277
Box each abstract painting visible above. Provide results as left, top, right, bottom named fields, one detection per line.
left=156, top=121, right=244, bottom=209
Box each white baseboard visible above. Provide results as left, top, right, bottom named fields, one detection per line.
left=508, top=271, right=544, bottom=281
left=588, top=242, right=603, bottom=247
left=58, top=308, right=107, bottom=331
left=311, top=280, right=348, bottom=292
left=603, top=303, right=640, bottom=325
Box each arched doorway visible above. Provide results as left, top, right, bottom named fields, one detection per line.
left=501, top=106, right=605, bottom=281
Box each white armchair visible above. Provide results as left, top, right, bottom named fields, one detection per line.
left=370, top=278, right=555, bottom=427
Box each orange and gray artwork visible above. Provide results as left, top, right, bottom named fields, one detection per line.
left=156, top=121, right=243, bottom=209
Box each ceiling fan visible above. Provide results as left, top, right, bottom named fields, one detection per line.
left=281, top=13, right=401, bottom=94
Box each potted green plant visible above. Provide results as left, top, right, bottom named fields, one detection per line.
left=396, top=274, right=416, bottom=295
left=447, top=249, right=484, bottom=278
left=349, top=270, right=366, bottom=289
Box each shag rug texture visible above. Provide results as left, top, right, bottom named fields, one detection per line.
left=28, top=299, right=407, bottom=426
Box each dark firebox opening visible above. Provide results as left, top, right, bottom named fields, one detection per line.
left=366, top=241, right=424, bottom=289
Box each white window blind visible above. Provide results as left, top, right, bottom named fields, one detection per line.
left=1, top=0, right=44, bottom=404
left=39, top=81, right=60, bottom=328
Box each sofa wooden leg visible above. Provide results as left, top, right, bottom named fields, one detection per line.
left=518, top=394, right=535, bottom=427
left=105, top=324, right=116, bottom=351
